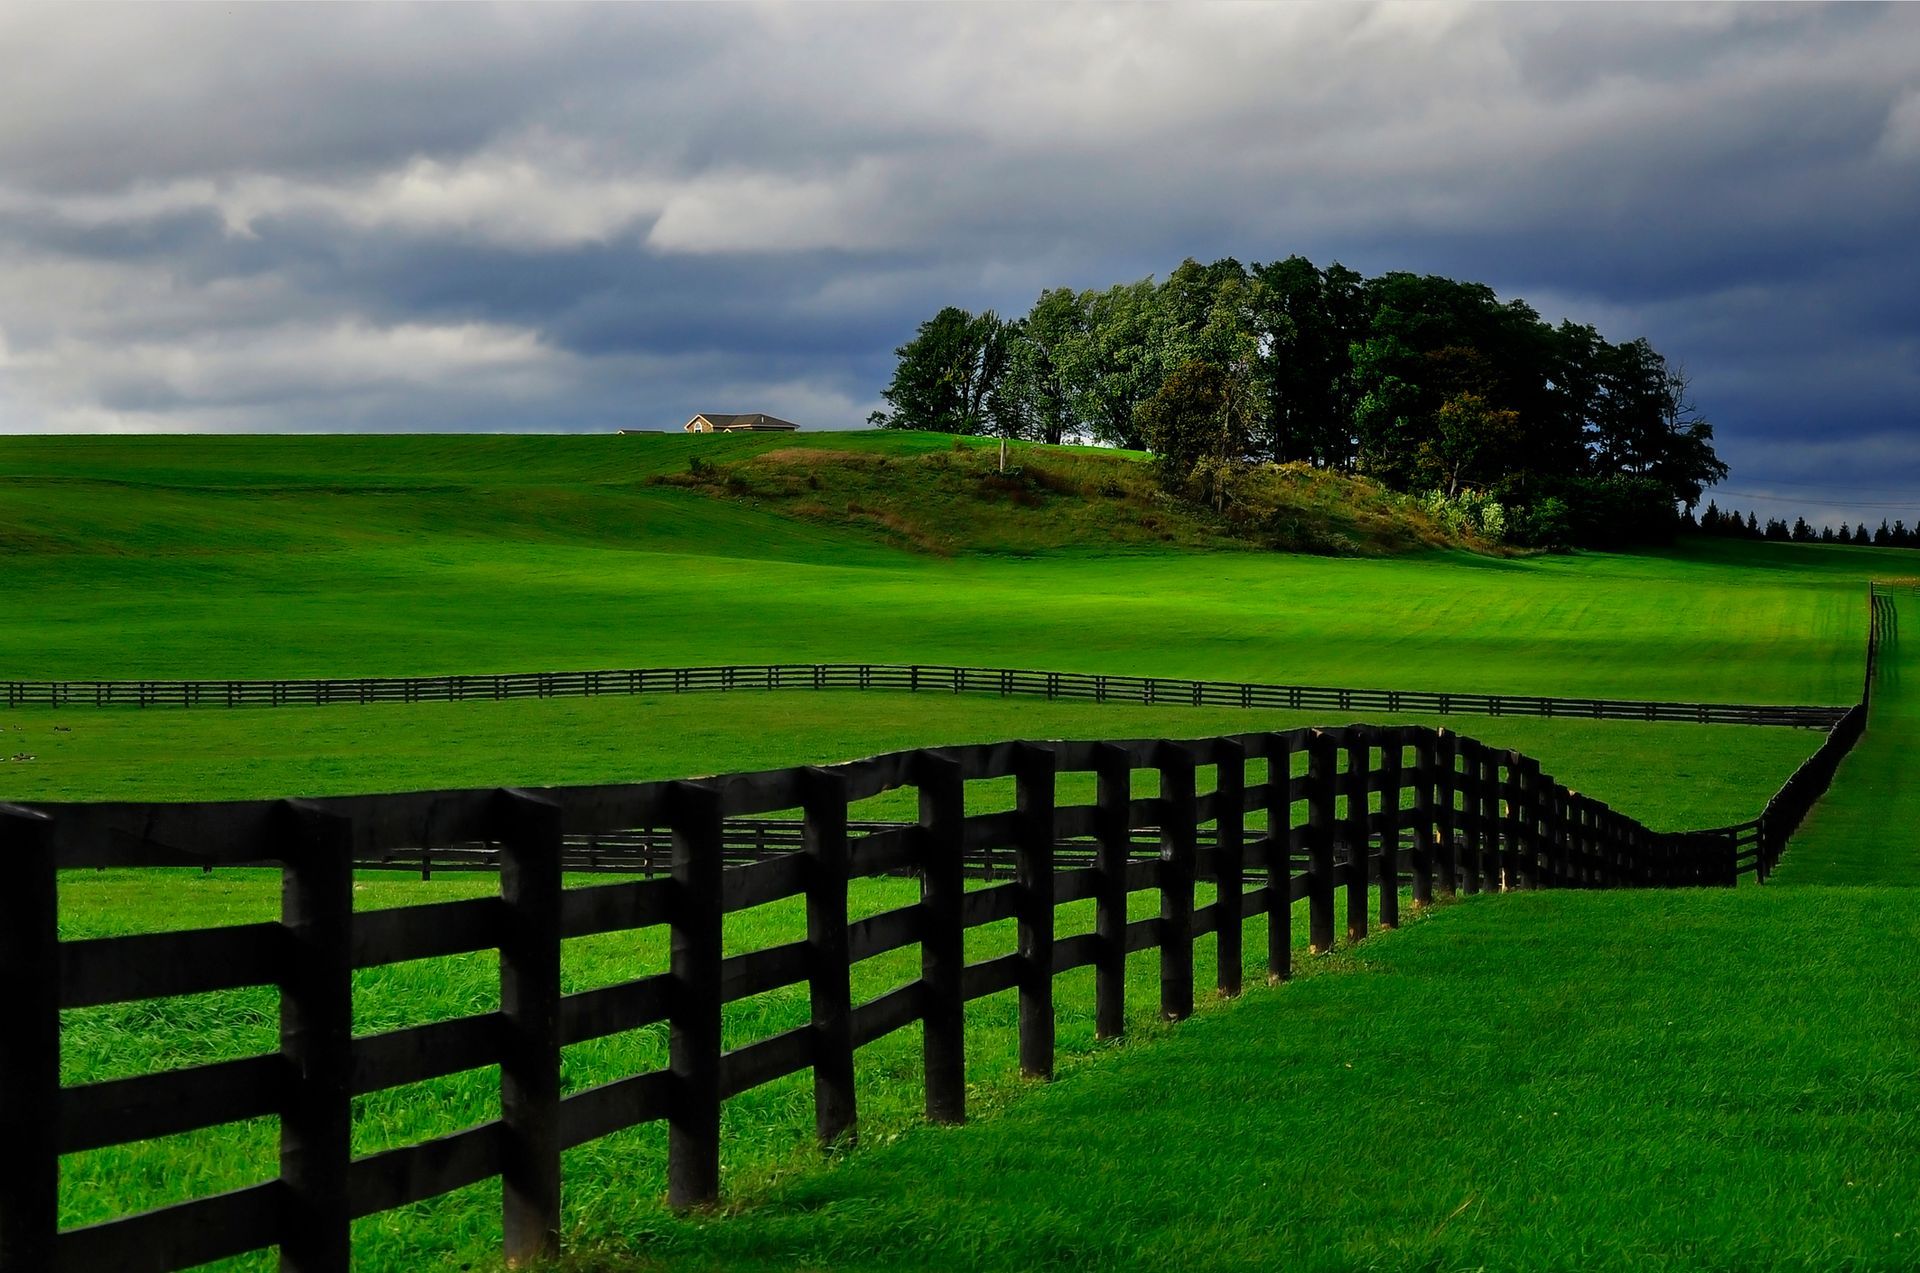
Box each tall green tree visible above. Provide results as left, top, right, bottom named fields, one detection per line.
left=1075, top=279, right=1163, bottom=450
left=1133, top=357, right=1257, bottom=510
left=876, top=306, right=1011, bottom=435
left=997, top=288, right=1088, bottom=445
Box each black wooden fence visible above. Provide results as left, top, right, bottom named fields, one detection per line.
left=0, top=722, right=1775, bottom=1272
left=0, top=661, right=1848, bottom=728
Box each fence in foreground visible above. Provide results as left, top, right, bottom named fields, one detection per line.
left=0, top=723, right=1762, bottom=1272
left=0, top=661, right=1848, bottom=728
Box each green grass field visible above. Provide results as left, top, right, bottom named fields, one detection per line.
left=0, top=433, right=1875, bottom=704
left=604, top=889, right=1920, bottom=1273
left=1774, top=588, right=1919, bottom=885
left=6, top=431, right=1914, bottom=1271
left=1, top=692, right=1819, bottom=831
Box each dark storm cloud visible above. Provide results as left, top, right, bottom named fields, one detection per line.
left=0, top=1, right=1914, bottom=523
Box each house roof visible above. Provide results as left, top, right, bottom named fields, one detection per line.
left=688, top=413, right=799, bottom=431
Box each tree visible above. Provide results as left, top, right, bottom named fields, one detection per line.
left=1792, top=516, right=1814, bottom=542
left=1132, top=358, right=1257, bottom=510
left=1074, top=279, right=1163, bottom=450
left=997, top=288, right=1089, bottom=446
left=876, top=307, right=1011, bottom=435
left=1249, top=256, right=1366, bottom=466
left=1417, top=392, right=1527, bottom=497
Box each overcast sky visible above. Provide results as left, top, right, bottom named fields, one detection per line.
left=1, top=2, right=1914, bottom=526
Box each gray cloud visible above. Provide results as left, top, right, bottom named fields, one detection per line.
left=0, top=1, right=1914, bottom=523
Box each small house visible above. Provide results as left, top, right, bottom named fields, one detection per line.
left=683, top=413, right=800, bottom=434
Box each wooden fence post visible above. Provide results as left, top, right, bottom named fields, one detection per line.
left=1344, top=733, right=1369, bottom=945
left=279, top=801, right=356, bottom=1273
left=1409, top=733, right=1434, bottom=909
left=498, top=789, right=564, bottom=1265
left=1307, top=731, right=1337, bottom=953
left=1158, top=743, right=1197, bottom=1022
left=1481, top=748, right=1504, bottom=891
left=1455, top=738, right=1482, bottom=895
left=1550, top=787, right=1573, bottom=887
left=1265, top=735, right=1293, bottom=982
left=1093, top=743, right=1130, bottom=1039
left=1015, top=743, right=1057, bottom=1079
left=0, top=805, right=58, bottom=1273
left=1502, top=752, right=1525, bottom=891
left=1214, top=739, right=1246, bottom=997
left=803, top=767, right=856, bottom=1146
left=1570, top=789, right=1587, bottom=887
left=916, top=751, right=967, bottom=1124
left=1521, top=758, right=1545, bottom=888
left=1378, top=737, right=1402, bottom=930
left=1434, top=730, right=1458, bottom=898
left=667, top=781, right=724, bottom=1209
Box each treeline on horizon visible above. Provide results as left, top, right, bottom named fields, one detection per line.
left=1692, top=503, right=1920, bottom=549
left=872, top=256, right=1728, bottom=547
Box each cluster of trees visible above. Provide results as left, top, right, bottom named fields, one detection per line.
left=1690, top=503, right=1920, bottom=547
left=873, top=257, right=1728, bottom=545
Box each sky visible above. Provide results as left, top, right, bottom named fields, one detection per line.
left=0, top=2, right=1914, bottom=528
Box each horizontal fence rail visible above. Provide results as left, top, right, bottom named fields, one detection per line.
left=0, top=719, right=1822, bottom=1272
left=0, top=661, right=1848, bottom=728
left=355, top=820, right=1207, bottom=880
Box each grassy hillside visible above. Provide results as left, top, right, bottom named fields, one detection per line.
left=0, top=433, right=1879, bottom=705
left=650, top=436, right=1480, bottom=555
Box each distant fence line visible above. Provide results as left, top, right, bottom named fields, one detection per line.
left=1679, top=583, right=1890, bottom=870
left=0, top=661, right=1850, bottom=729
left=1, top=720, right=1773, bottom=1272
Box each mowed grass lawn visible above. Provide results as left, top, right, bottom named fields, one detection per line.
left=0, top=432, right=1875, bottom=704
left=1777, top=588, right=1920, bottom=885
left=608, top=889, right=1920, bottom=1273
left=1, top=691, right=1821, bottom=830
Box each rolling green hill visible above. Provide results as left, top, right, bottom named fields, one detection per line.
left=0, top=432, right=1878, bottom=706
